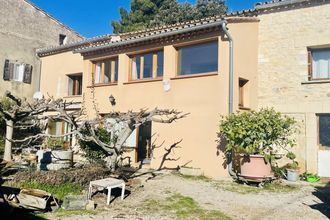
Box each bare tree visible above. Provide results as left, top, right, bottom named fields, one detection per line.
left=0, top=91, right=52, bottom=161
left=0, top=91, right=188, bottom=170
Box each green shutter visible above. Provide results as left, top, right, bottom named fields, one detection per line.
left=3, top=59, right=10, bottom=80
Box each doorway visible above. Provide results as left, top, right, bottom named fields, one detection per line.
left=317, top=114, right=330, bottom=177
left=137, top=121, right=152, bottom=164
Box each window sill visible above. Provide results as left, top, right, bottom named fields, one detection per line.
left=124, top=78, right=163, bottom=85
left=63, top=95, right=82, bottom=98
left=87, top=83, right=118, bottom=88
left=171, top=72, right=218, bottom=80
left=302, top=79, right=330, bottom=85
left=239, top=106, right=251, bottom=111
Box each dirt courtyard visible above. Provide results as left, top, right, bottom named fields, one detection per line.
left=44, top=172, right=330, bottom=220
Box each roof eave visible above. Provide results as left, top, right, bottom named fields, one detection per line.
left=255, top=0, right=313, bottom=10
left=74, top=19, right=226, bottom=54
left=37, top=34, right=116, bottom=57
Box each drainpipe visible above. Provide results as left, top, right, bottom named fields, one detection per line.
left=221, top=21, right=234, bottom=114
left=221, top=21, right=236, bottom=178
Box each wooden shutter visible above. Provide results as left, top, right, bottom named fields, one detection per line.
left=307, top=50, right=313, bottom=80
left=9, top=62, right=14, bottom=80
left=23, top=64, right=32, bottom=84
left=3, top=59, right=10, bottom=80
left=68, top=77, right=73, bottom=96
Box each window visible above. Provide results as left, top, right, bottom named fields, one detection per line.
left=12, top=63, right=25, bottom=82
left=59, top=34, right=67, bottom=45
left=308, top=48, right=330, bottom=80
left=318, top=115, right=330, bottom=148
left=130, top=50, right=163, bottom=80
left=239, top=78, right=249, bottom=108
left=48, top=120, right=72, bottom=146
left=177, top=41, right=218, bottom=76
left=3, top=59, right=32, bottom=84
left=93, top=58, right=118, bottom=84
left=68, top=74, right=82, bottom=96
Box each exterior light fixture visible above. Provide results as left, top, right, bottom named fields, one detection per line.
left=109, top=94, right=116, bottom=106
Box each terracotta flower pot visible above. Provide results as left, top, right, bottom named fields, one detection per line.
left=239, top=154, right=273, bottom=179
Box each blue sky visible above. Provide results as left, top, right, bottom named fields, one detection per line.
left=29, top=0, right=260, bottom=38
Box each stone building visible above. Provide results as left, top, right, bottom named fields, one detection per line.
left=257, top=0, right=330, bottom=177
left=0, top=0, right=84, bottom=99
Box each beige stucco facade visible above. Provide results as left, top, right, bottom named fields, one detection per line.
left=40, top=19, right=259, bottom=178
left=257, top=2, right=330, bottom=175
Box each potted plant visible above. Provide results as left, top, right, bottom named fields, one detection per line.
left=219, top=108, right=297, bottom=180
left=283, top=152, right=299, bottom=182
left=301, top=172, right=320, bottom=183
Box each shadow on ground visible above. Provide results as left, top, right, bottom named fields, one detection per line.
left=310, top=182, right=330, bottom=218
left=0, top=203, right=47, bottom=220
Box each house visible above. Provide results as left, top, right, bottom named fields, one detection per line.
left=37, top=14, right=259, bottom=178
left=0, top=0, right=83, bottom=100
left=256, top=0, right=330, bottom=177
left=37, top=0, right=330, bottom=178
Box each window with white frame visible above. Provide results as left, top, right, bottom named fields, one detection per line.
left=308, top=48, right=330, bottom=80
left=3, top=59, right=33, bottom=84
left=12, top=63, right=25, bottom=82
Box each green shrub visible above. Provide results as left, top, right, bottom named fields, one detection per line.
left=219, top=108, right=297, bottom=163
left=79, top=128, right=112, bottom=164
left=45, top=137, right=65, bottom=150
left=19, top=180, right=83, bottom=200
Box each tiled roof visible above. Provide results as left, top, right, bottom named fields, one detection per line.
left=37, top=9, right=256, bottom=57
left=36, top=34, right=115, bottom=56
left=118, top=9, right=256, bottom=40
left=75, top=16, right=259, bottom=54
left=254, top=0, right=329, bottom=9
left=37, top=0, right=330, bottom=57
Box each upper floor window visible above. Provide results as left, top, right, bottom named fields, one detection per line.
left=68, top=73, right=82, bottom=96
left=3, top=59, right=32, bottom=84
left=93, top=57, right=118, bottom=84
left=309, top=48, right=330, bottom=80
left=59, top=34, right=67, bottom=45
left=177, top=41, right=218, bottom=76
left=130, top=50, right=163, bottom=80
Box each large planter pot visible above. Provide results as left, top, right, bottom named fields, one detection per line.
left=37, top=150, right=73, bottom=171
left=51, top=150, right=73, bottom=164
left=239, top=154, right=273, bottom=179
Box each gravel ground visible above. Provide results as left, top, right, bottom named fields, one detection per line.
left=45, top=172, right=330, bottom=220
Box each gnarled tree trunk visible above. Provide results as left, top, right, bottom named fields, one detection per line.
left=4, top=120, right=13, bottom=161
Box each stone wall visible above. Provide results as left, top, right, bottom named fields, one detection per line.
left=0, top=0, right=83, bottom=99
left=258, top=2, right=330, bottom=174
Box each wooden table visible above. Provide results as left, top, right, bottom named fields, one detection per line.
left=88, top=177, right=125, bottom=205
